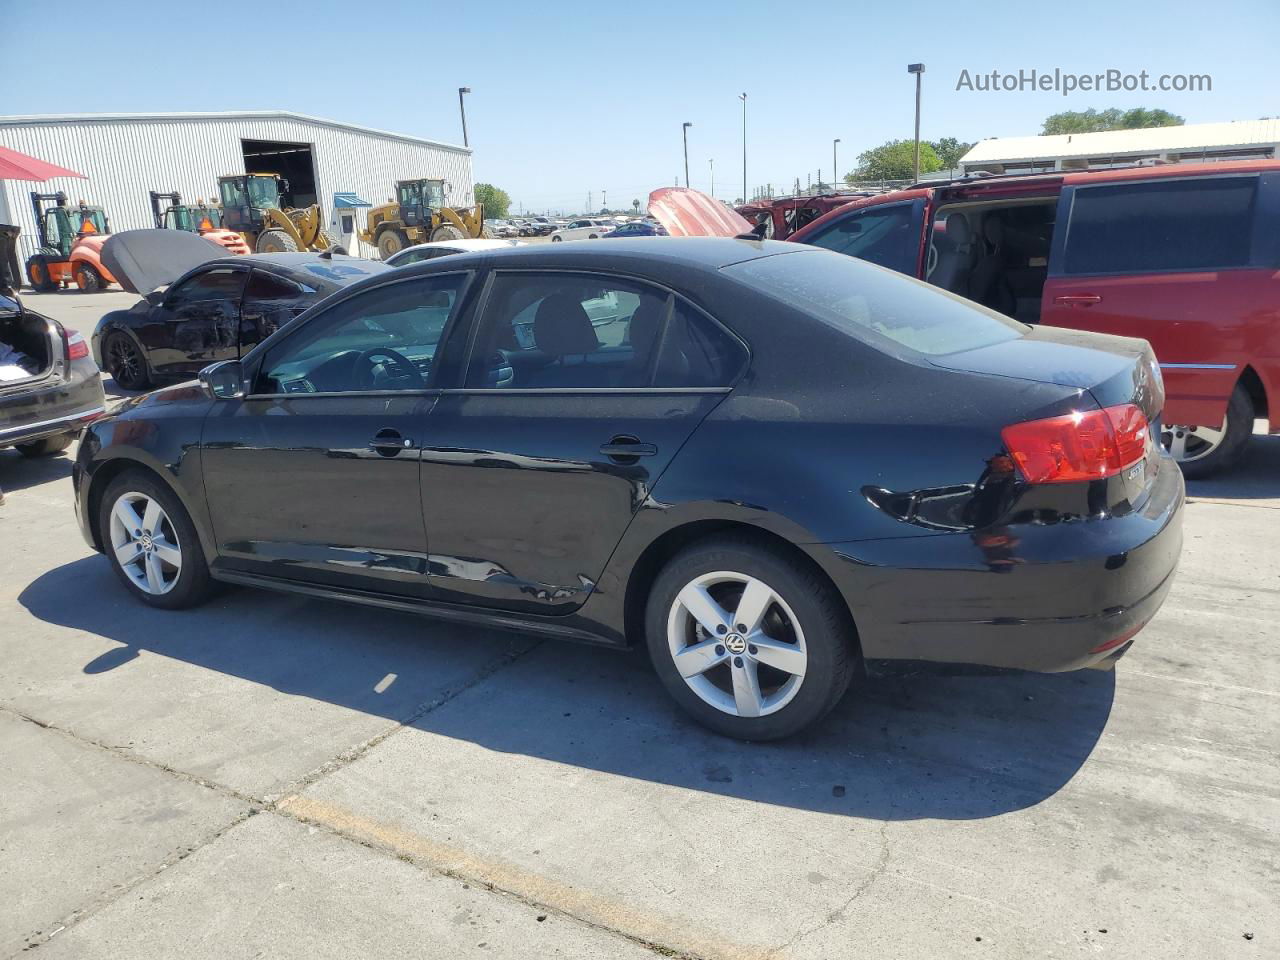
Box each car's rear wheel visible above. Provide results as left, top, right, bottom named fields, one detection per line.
left=16, top=433, right=74, bottom=457
left=105, top=332, right=150, bottom=390
left=646, top=536, right=857, bottom=740
left=550, top=235, right=563, bottom=242
left=1162, top=383, right=1254, bottom=479
left=98, top=471, right=213, bottom=609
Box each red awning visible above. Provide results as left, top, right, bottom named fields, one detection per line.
left=0, top=146, right=86, bottom=182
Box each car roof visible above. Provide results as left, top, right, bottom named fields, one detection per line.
left=394, top=239, right=520, bottom=255
left=201, top=253, right=390, bottom=288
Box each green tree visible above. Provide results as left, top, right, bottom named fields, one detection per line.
left=1041, top=107, right=1184, bottom=135
left=632, top=198, right=641, bottom=213
left=930, top=137, right=974, bottom=170
left=473, top=182, right=510, bottom=219
left=848, top=139, right=941, bottom=183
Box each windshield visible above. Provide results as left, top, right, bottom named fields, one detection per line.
left=726, top=249, right=1027, bottom=357
left=246, top=176, right=280, bottom=210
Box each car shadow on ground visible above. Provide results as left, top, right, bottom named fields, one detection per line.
left=0, top=448, right=73, bottom=493
left=22, top=555, right=1116, bottom=821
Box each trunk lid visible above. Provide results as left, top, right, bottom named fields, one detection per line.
left=927, top=324, right=1163, bottom=423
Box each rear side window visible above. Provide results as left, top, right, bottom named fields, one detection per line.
left=1063, top=176, right=1258, bottom=274
left=728, top=250, right=1026, bottom=357
left=800, top=201, right=921, bottom=275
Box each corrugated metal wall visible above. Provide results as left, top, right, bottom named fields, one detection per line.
left=0, top=113, right=472, bottom=263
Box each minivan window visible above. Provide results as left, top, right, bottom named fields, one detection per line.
left=800, top=201, right=921, bottom=274
left=1063, top=176, right=1258, bottom=275
left=728, top=250, right=1026, bottom=357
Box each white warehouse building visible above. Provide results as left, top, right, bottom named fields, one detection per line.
left=0, top=110, right=473, bottom=260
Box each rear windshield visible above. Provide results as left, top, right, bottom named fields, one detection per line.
left=726, top=249, right=1027, bottom=357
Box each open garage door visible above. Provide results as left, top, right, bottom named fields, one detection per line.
left=240, top=139, right=318, bottom=209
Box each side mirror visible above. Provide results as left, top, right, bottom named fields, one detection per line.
left=145, top=290, right=165, bottom=306
left=199, top=360, right=247, bottom=400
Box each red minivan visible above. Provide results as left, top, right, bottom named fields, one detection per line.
left=789, top=161, right=1280, bottom=477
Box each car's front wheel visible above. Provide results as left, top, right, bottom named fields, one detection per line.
left=550, top=235, right=563, bottom=242
left=98, top=470, right=214, bottom=609
left=646, top=536, right=857, bottom=740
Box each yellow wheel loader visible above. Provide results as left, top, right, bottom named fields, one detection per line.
left=360, top=178, right=488, bottom=259
left=216, top=173, right=339, bottom=253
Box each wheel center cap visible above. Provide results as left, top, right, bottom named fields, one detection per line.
left=724, top=632, right=747, bottom=655
left=139, top=534, right=153, bottom=550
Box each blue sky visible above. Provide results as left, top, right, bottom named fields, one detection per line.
left=4, top=0, right=1276, bottom=213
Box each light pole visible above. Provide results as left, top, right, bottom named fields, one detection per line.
left=907, top=64, right=925, bottom=182
left=738, top=93, right=748, bottom=204
left=833, top=138, right=841, bottom=189
left=458, top=87, right=471, bottom=148
left=682, top=122, right=692, bottom=188
left=709, top=158, right=714, bottom=198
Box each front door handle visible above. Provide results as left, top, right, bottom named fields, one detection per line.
left=370, top=427, right=415, bottom=457
left=1053, top=294, right=1102, bottom=307
left=600, top=435, right=657, bottom=461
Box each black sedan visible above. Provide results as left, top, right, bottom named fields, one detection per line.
left=72, top=238, right=1183, bottom=740
left=92, top=232, right=388, bottom=390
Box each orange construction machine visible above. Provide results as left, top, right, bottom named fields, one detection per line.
left=24, top=192, right=118, bottom=292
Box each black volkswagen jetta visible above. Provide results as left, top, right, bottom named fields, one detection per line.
left=73, top=238, right=1183, bottom=739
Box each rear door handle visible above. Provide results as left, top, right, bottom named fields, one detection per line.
left=370, top=427, right=415, bottom=456
left=600, top=436, right=657, bottom=460
left=1053, top=294, right=1102, bottom=306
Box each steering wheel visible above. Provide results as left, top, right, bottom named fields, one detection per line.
left=352, top=347, right=425, bottom=390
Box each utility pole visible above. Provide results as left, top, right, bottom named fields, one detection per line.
left=682, top=122, right=692, bottom=189
left=602, top=189, right=607, bottom=211
left=709, top=158, right=714, bottom=198
left=588, top=191, right=592, bottom=214
left=457, top=87, right=471, bottom=147
left=908, top=63, right=925, bottom=182
left=833, top=138, right=841, bottom=188
left=739, top=93, right=748, bottom=207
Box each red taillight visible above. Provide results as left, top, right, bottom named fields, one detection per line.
left=1002, top=403, right=1149, bottom=484
left=64, top=327, right=90, bottom=361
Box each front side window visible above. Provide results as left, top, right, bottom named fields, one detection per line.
left=245, top=177, right=279, bottom=210
left=169, top=268, right=246, bottom=306
left=465, top=273, right=743, bottom=389
left=728, top=249, right=1025, bottom=357
left=256, top=275, right=467, bottom=394
left=1063, top=176, right=1258, bottom=275
left=800, top=201, right=921, bottom=275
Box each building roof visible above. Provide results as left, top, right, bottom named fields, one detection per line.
left=0, top=110, right=469, bottom=154
left=961, top=118, right=1280, bottom=165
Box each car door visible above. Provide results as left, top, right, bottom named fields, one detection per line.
left=238, top=268, right=319, bottom=353
left=796, top=197, right=931, bottom=278
left=199, top=272, right=472, bottom=597
left=1041, top=172, right=1275, bottom=427
left=136, top=265, right=248, bottom=378
left=418, top=269, right=748, bottom=615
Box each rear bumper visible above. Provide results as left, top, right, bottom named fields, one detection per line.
left=0, top=362, right=106, bottom=448
left=812, top=455, right=1185, bottom=673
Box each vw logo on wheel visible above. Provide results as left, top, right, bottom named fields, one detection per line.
left=723, top=632, right=747, bottom=654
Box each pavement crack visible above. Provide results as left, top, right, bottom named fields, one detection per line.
left=767, top=821, right=892, bottom=959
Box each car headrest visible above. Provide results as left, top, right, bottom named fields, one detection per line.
left=946, top=212, right=971, bottom=246
left=628, top=299, right=665, bottom=356
left=534, top=294, right=598, bottom=356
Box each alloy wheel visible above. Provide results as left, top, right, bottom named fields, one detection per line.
left=108, top=337, right=141, bottom=385
left=666, top=571, right=807, bottom=718
left=1162, top=417, right=1227, bottom=463
left=108, top=491, right=182, bottom=595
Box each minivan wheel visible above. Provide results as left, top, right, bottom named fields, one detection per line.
left=646, top=536, right=856, bottom=740
left=1162, top=383, right=1254, bottom=479
left=98, top=471, right=214, bottom=609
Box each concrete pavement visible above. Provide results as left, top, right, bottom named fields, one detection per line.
left=0, top=286, right=1276, bottom=958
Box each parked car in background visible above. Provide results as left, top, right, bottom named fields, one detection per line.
left=74, top=238, right=1181, bottom=740
left=1, top=287, right=105, bottom=458
left=736, top=192, right=879, bottom=240
left=484, top=219, right=516, bottom=238
left=385, top=238, right=522, bottom=267
left=93, top=230, right=388, bottom=390
left=549, top=218, right=615, bottom=242
left=604, top=221, right=668, bottom=238
left=787, top=160, right=1280, bottom=477
left=528, top=217, right=556, bottom=236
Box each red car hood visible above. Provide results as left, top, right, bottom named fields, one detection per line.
left=647, top=187, right=752, bottom=238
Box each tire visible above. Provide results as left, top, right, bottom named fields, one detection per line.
left=645, top=535, right=857, bottom=740
left=377, top=228, right=410, bottom=259
left=74, top=262, right=105, bottom=292
left=26, top=256, right=57, bottom=292
left=550, top=235, right=563, bottom=242
left=97, top=469, right=214, bottom=610
left=255, top=229, right=298, bottom=254
left=1162, top=383, right=1254, bottom=480
left=588, top=233, right=599, bottom=239
left=105, top=332, right=151, bottom=391
left=16, top=433, right=74, bottom=457
left=430, top=224, right=467, bottom=242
